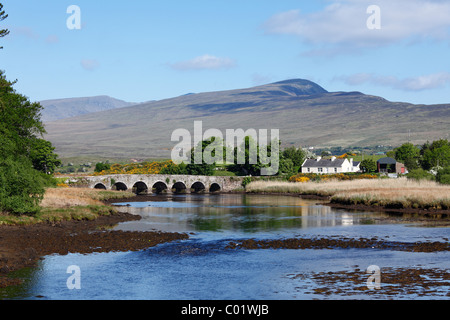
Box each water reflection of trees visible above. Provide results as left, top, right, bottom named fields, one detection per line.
left=119, top=194, right=375, bottom=233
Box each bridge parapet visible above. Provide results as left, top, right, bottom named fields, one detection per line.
left=66, top=174, right=245, bottom=194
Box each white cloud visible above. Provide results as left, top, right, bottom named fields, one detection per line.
left=170, top=54, right=236, bottom=71
left=80, top=59, right=100, bottom=71
left=337, top=72, right=450, bottom=91
left=263, top=0, right=450, bottom=49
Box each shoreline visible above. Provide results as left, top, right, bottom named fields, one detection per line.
left=0, top=210, right=188, bottom=289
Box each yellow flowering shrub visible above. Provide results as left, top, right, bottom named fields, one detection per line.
left=93, top=160, right=175, bottom=176
left=289, top=173, right=378, bottom=182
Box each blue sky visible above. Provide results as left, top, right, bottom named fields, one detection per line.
left=1, top=0, right=450, bottom=105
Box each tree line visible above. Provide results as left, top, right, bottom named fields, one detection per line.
left=361, top=140, right=450, bottom=184
left=154, top=136, right=308, bottom=177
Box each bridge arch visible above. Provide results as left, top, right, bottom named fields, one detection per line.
left=132, top=181, right=148, bottom=195
left=94, top=183, right=107, bottom=190
left=191, top=181, right=206, bottom=193
left=112, top=182, right=128, bottom=191
left=172, top=181, right=187, bottom=194
left=152, top=181, right=168, bottom=194
left=209, top=183, right=221, bottom=193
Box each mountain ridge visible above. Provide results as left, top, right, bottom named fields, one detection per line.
left=40, top=95, right=137, bottom=122
left=43, top=79, right=450, bottom=159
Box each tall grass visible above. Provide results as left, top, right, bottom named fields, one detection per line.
left=246, top=178, right=450, bottom=210
left=41, top=188, right=135, bottom=208
left=0, top=188, right=135, bottom=225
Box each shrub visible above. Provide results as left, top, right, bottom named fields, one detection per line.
left=242, top=177, right=253, bottom=188
left=436, top=166, right=450, bottom=185
left=95, top=162, right=111, bottom=173
left=406, top=168, right=435, bottom=181
left=0, top=157, right=47, bottom=215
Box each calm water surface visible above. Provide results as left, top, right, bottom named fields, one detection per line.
left=2, top=194, right=449, bottom=300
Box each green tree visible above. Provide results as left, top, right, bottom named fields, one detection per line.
left=420, top=139, right=450, bottom=170
left=282, top=146, right=306, bottom=169
left=0, top=70, right=57, bottom=215
left=0, top=3, right=9, bottom=49
left=95, top=162, right=111, bottom=173
left=185, top=138, right=219, bottom=176
left=29, top=138, right=61, bottom=174
left=394, top=143, right=420, bottom=170
left=360, top=158, right=377, bottom=173
left=229, top=136, right=275, bottom=176
left=0, top=157, right=47, bottom=215
left=278, top=157, right=294, bottom=175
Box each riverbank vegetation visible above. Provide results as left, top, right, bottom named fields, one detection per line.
left=0, top=187, right=135, bottom=226
left=0, top=71, right=62, bottom=216
left=246, top=178, right=450, bottom=211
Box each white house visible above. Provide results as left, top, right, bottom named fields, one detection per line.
left=301, top=157, right=361, bottom=174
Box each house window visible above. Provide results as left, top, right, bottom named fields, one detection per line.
left=318, top=168, right=323, bottom=173
left=334, top=168, right=337, bottom=173
left=307, top=168, right=310, bottom=173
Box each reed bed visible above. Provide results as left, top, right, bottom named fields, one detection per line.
left=246, top=178, right=450, bottom=210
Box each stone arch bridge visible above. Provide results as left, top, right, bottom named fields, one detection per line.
left=70, top=174, right=245, bottom=195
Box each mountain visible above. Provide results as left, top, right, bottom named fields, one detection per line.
left=43, top=79, right=450, bottom=159
left=40, top=95, right=137, bottom=122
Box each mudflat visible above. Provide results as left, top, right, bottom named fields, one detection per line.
left=0, top=211, right=188, bottom=288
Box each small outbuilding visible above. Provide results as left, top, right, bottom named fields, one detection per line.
left=377, top=157, right=406, bottom=174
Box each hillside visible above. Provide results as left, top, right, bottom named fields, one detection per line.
left=43, top=79, right=450, bottom=160
left=40, top=95, right=137, bottom=122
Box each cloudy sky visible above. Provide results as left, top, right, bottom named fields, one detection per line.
left=1, top=0, right=450, bottom=105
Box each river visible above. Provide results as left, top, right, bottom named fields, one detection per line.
left=2, top=193, right=449, bottom=300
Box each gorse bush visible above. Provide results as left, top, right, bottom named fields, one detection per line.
left=93, top=160, right=176, bottom=175
left=288, top=172, right=378, bottom=182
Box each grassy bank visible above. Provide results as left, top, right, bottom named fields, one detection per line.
left=0, top=188, right=136, bottom=226
left=246, top=178, right=450, bottom=211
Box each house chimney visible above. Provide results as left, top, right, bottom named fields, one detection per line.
left=350, top=158, right=353, bottom=165
left=331, top=156, right=336, bottom=161
left=316, top=156, right=322, bottom=161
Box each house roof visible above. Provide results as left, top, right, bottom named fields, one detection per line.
left=302, top=158, right=346, bottom=168
left=377, top=157, right=397, bottom=164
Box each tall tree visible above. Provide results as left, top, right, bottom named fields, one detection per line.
left=282, top=146, right=306, bottom=168
left=0, top=3, right=9, bottom=49
left=0, top=71, right=57, bottom=215
left=420, top=139, right=450, bottom=170
left=394, top=143, right=420, bottom=170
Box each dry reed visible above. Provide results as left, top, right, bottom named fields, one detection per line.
left=246, top=178, right=450, bottom=210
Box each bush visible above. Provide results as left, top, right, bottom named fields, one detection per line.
left=0, top=157, right=47, bottom=215
left=439, top=175, right=450, bottom=185
left=288, top=172, right=378, bottom=182
left=242, top=177, right=253, bottom=188
left=406, top=168, right=435, bottom=181
left=95, top=162, right=111, bottom=173
left=436, top=166, right=450, bottom=185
